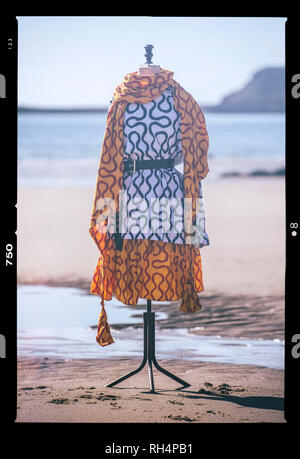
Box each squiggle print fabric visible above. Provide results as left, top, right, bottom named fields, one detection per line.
left=122, top=86, right=185, bottom=244
left=120, top=86, right=210, bottom=246
left=89, top=69, right=210, bottom=346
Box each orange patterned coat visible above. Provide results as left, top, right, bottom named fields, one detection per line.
left=89, top=69, right=209, bottom=346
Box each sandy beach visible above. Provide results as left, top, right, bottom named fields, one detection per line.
left=16, top=176, right=286, bottom=423
left=17, top=357, right=284, bottom=423
left=17, top=177, right=285, bottom=297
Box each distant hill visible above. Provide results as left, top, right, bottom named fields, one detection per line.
left=203, top=67, right=285, bottom=113
left=18, top=67, right=285, bottom=114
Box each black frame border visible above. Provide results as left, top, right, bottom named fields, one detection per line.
left=1, top=7, right=299, bottom=439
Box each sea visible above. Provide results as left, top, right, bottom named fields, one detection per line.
left=17, top=111, right=285, bottom=369
left=18, top=111, right=285, bottom=187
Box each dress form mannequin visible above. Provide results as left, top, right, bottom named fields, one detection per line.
left=138, top=44, right=161, bottom=75
left=105, top=45, right=190, bottom=392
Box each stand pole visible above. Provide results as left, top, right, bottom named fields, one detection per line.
left=105, top=300, right=190, bottom=391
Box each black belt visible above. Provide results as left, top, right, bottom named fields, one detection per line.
left=123, top=157, right=176, bottom=174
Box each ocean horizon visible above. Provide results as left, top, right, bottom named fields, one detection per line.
left=18, top=111, right=285, bottom=188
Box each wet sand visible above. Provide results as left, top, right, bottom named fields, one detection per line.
left=108, top=294, right=284, bottom=341
left=17, top=176, right=285, bottom=341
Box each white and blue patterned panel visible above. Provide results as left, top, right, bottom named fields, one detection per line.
left=112, top=86, right=210, bottom=246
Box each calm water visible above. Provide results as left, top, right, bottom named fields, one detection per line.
left=18, top=112, right=285, bottom=187
left=17, top=285, right=284, bottom=370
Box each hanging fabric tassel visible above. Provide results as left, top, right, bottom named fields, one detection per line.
left=180, top=234, right=203, bottom=313
left=180, top=279, right=202, bottom=313
left=96, top=296, right=115, bottom=346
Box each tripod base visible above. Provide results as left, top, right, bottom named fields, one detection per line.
left=105, top=302, right=190, bottom=392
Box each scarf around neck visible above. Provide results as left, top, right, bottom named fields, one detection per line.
left=89, top=68, right=209, bottom=346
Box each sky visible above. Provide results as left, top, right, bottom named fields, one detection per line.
left=17, top=16, right=286, bottom=108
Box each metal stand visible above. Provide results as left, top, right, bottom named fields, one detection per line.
left=105, top=300, right=190, bottom=392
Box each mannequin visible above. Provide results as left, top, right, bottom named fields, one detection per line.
left=138, top=44, right=161, bottom=75
left=91, top=44, right=210, bottom=392
left=104, top=45, right=191, bottom=392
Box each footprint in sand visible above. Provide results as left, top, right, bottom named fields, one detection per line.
left=215, top=384, right=247, bottom=394
left=96, top=394, right=120, bottom=401
left=200, top=383, right=247, bottom=395
left=47, top=398, right=70, bottom=405
left=167, top=415, right=197, bottom=422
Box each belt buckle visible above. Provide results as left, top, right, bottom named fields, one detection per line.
left=125, top=158, right=137, bottom=175
left=124, top=159, right=135, bottom=175
left=129, top=159, right=136, bottom=175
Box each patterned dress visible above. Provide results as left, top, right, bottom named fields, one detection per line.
left=109, top=86, right=210, bottom=248
left=90, top=70, right=211, bottom=345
